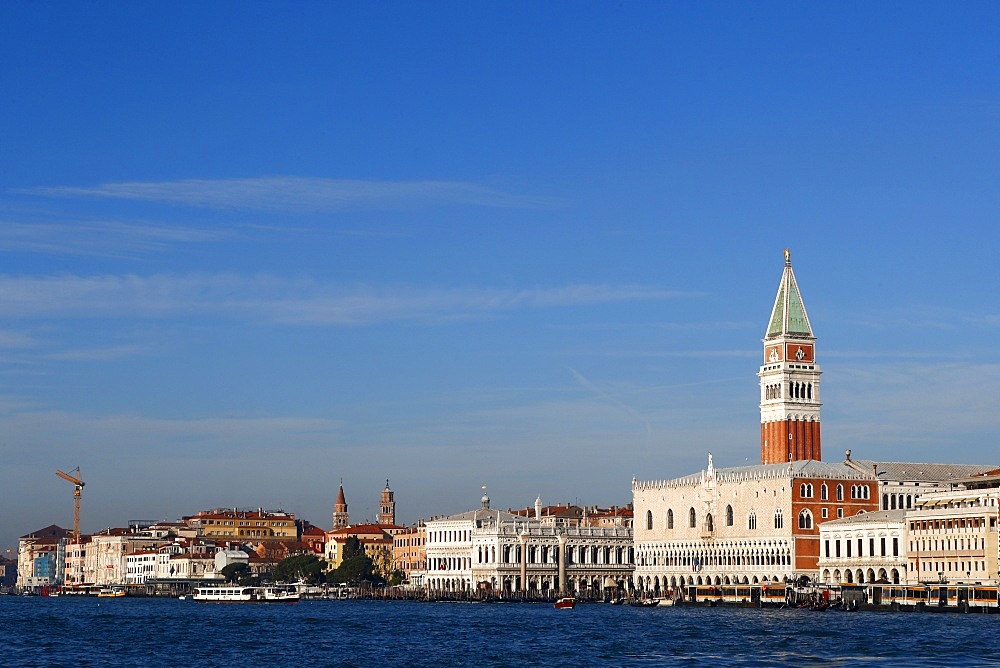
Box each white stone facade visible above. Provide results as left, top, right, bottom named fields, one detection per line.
left=817, top=509, right=907, bottom=585
left=425, top=499, right=633, bottom=597
left=633, top=457, right=877, bottom=595
left=126, top=552, right=158, bottom=585
left=87, top=534, right=129, bottom=586
left=905, top=487, right=1000, bottom=585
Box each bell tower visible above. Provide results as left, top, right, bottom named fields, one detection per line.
left=332, top=481, right=349, bottom=529
left=759, top=249, right=822, bottom=464
left=379, top=479, right=396, bottom=526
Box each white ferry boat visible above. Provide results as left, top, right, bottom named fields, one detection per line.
left=192, top=585, right=300, bottom=603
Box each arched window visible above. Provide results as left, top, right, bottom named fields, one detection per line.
left=837, top=484, right=844, bottom=501
left=706, top=514, right=714, bottom=532
left=646, top=510, right=653, bottom=530
left=748, top=512, right=757, bottom=530
left=821, top=483, right=828, bottom=500
left=774, top=509, right=783, bottom=529
left=667, top=509, right=674, bottom=529
left=689, top=507, right=697, bottom=528
left=726, top=505, right=734, bottom=526
left=798, top=509, right=813, bottom=530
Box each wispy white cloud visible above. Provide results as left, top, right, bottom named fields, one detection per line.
left=44, top=344, right=148, bottom=362
left=0, top=219, right=229, bottom=257
left=568, top=367, right=653, bottom=447
left=824, top=361, right=1000, bottom=459
left=0, top=409, right=344, bottom=461
left=22, top=177, right=564, bottom=212
left=0, top=274, right=689, bottom=325
left=0, top=330, right=38, bottom=349
left=963, top=313, right=1000, bottom=327
left=823, top=349, right=968, bottom=360
left=834, top=304, right=989, bottom=333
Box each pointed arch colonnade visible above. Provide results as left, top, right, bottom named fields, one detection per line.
left=634, top=537, right=794, bottom=594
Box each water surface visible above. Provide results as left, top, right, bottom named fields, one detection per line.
left=4, top=597, right=998, bottom=667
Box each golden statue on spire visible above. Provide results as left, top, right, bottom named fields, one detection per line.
left=784, top=248, right=790, bottom=263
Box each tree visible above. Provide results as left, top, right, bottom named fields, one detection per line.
left=220, top=563, right=252, bottom=585
left=274, top=554, right=327, bottom=584
left=331, top=551, right=388, bottom=585
left=370, top=545, right=394, bottom=581
left=342, top=536, right=364, bottom=561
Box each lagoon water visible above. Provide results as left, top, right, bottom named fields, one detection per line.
left=4, top=596, right=999, bottom=667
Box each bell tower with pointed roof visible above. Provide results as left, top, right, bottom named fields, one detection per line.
left=758, top=249, right=822, bottom=464
left=379, top=479, right=396, bottom=526
left=332, top=481, right=349, bottom=530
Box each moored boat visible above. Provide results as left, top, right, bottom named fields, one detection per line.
left=553, top=597, right=575, bottom=609
left=97, top=587, right=126, bottom=598
left=630, top=599, right=658, bottom=607
left=192, top=585, right=299, bottom=603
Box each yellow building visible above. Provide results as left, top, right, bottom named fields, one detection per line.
left=186, top=509, right=297, bottom=542
left=906, top=474, right=1000, bottom=585
left=325, top=524, right=395, bottom=579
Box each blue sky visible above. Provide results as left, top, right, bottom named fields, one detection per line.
left=2, top=3, right=999, bottom=550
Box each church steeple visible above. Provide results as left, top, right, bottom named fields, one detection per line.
left=332, top=481, right=349, bottom=529
left=378, top=479, right=396, bottom=526
left=759, top=249, right=822, bottom=464
left=766, top=248, right=814, bottom=339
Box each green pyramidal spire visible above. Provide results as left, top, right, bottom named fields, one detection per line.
left=765, top=249, right=814, bottom=339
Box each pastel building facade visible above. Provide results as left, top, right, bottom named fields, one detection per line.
left=17, top=525, right=71, bottom=588
left=425, top=492, right=633, bottom=596
left=905, top=481, right=1000, bottom=585
left=817, top=509, right=908, bottom=585
left=392, top=523, right=427, bottom=585
left=186, top=509, right=297, bottom=542
left=633, top=458, right=877, bottom=593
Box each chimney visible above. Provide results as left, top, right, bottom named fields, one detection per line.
left=845, top=449, right=851, bottom=461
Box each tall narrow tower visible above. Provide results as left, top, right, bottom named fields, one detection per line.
left=379, top=479, right=396, bottom=526
left=332, top=482, right=349, bottom=529
left=759, top=249, right=822, bottom=464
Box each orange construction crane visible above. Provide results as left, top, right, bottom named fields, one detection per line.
left=55, top=467, right=85, bottom=543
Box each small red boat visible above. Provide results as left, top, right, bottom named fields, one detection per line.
left=554, top=597, right=576, bottom=609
